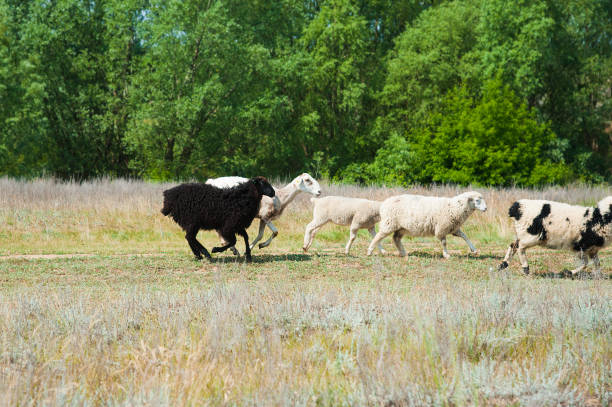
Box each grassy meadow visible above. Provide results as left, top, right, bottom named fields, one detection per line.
left=0, top=178, right=610, bottom=406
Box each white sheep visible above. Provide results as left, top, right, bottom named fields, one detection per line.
left=498, top=197, right=612, bottom=276
left=206, top=173, right=322, bottom=253
left=302, top=196, right=386, bottom=255
left=367, top=191, right=487, bottom=258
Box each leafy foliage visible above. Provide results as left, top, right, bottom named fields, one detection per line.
left=125, top=1, right=272, bottom=179
left=347, top=79, right=571, bottom=186
left=409, top=79, right=571, bottom=186
left=0, top=0, right=609, bottom=184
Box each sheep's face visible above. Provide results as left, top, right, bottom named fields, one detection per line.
left=598, top=196, right=612, bottom=216
left=598, top=197, right=612, bottom=233
left=296, top=173, right=322, bottom=197
left=466, top=192, right=487, bottom=212
left=252, top=177, right=275, bottom=198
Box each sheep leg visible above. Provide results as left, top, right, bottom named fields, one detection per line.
left=303, top=219, right=328, bottom=252
left=499, top=239, right=519, bottom=270
left=258, top=221, right=278, bottom=249
left=247, top=220, right=267, bottom=250
left=345, top=226, right=359, bottom=255
left=367, top=230, right=392, bottom=256
left=452, top=229, right=478, bottom=254
left=563, top=252, right=588, bottom=278
left=589, top=253, right=602, bottom=277
left=237, top=229, right=252, bottom=262
left=212, top=231, right=237, bottom=254
left=369, top=227, right=387, bottom=254
left=440, top=237, right=451, bottom=259
left=217, top=231, right=240, bottom=256
left=391, top=230, right=406, bottom=257
left=186, top=227, right=211, bottom=260
left=517, top=247, right=530, bottom=275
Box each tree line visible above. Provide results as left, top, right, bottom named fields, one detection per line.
left=0, top=0, right=610, bottom=185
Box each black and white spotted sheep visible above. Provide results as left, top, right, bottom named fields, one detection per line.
left=498, top=197, right=612, bottom=276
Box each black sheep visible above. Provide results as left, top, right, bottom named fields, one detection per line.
left=161, top=177, right=275, bottom=262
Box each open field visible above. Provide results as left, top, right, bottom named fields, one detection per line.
left=0, top=178, right=610, bottom=405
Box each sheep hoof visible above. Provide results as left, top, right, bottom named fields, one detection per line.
left=211, top=247, right=223, bottom=253
left=498, top=261, right=509, bottom=270
left=522, top=266, right=529, bottom=275
left=443, top=254, right=451, bottom=259
left=380, top=249, right=387, bottom=255
left=471, top=250, right=479, bottom=256
left=245, top=255, right=252, bottom=263
left=258, top=242, right=269, bottom=249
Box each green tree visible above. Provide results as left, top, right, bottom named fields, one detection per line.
left=299, top=0, right=375, bottom=177
left=0, top=0, right=145, bottom=178
left=125, top=1, right=271, bottom=180
left=398, top=79, right=569, bottom=186
left=475, top=0, right=612, bottom=180
left=380, top=0, right=480, bottom=133
left=214, top=0, right=314, bottom=177
left=0, top=1, right=49, bottom=176
left=379, top=0, right=611, bottom=182
left=21, top=0, right=126, bottom=178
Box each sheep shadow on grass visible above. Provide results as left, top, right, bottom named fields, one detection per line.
left=397, top=250, right=499, bottom=260
left=208, top=253, right=314, bottom=264
left=250, top=253, right=314, bottom=263
left=534, top=270, right=611, bottom=280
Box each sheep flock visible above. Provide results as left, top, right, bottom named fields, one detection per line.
left=162, top=174, right=611, bottom=277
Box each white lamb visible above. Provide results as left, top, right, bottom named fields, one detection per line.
left=367, top=191, right=486, bottom=258
left=206, top=173, right=322, bottom=253
left=498, top=197, right=612, bottom=276
left=303, top=196, right=386, bottom=255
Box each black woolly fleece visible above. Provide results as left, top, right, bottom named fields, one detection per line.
left=161, top=176, right=275, bottom=261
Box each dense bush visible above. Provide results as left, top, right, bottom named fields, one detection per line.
left=342, top=79, right=572, bottom=186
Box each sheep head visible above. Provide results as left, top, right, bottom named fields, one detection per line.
left=597, top=196, right=612, bottom=239
left=597, top=196, right=612, bottom=217
left=251, top=176, right=275, bottom=198
left=295, top=173, right=322, bottom=196
left=461, top=191, right=487, bottom=212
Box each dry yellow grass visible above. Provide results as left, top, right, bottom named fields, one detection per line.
left=1, top=176, right=611, bottom=255
left=0, top=178, right=610, bottom=406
